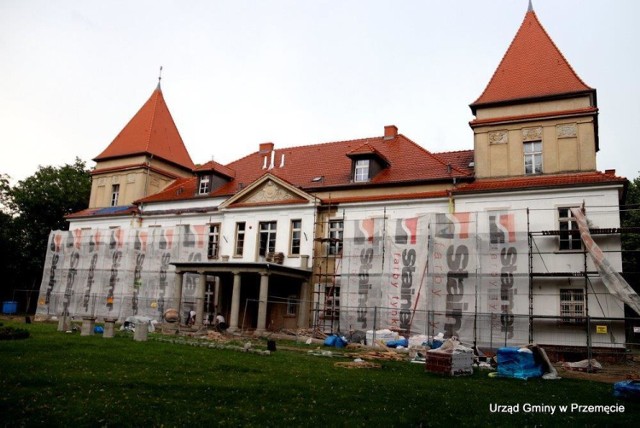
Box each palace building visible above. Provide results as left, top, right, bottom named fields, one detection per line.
left=37, top=4, right=637, bottom=352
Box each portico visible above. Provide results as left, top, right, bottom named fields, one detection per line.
left=172, top=261, right=312, bottom=334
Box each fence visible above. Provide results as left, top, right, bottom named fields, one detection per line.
left=310, top=304, right=640, bottom=358
left=37, top=292, right=640, bottom=360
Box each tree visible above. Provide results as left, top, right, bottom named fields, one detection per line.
left=621, top=174, right=640, bottom=295
left=0, top=159, right=91, bottom=309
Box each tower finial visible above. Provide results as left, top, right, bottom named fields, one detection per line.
left=528, top=0, right=533, bottom=12
left=157, top=66, right=163, bottom=90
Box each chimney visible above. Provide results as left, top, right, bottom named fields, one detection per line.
left=605, top=169, right=616, bottom=176
left=259, top=142, right=274, bottom=153
left=384, top=125, right=398, bottom=140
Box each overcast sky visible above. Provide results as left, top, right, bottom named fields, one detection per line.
left=2, top=0, right=639, bottom=184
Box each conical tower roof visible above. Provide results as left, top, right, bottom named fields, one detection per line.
left=470, top=6, right=593, bottom=113
left=94, top=84, right=195, bottom=171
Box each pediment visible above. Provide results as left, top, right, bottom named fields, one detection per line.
left=219, top=173, right=315, bottom=209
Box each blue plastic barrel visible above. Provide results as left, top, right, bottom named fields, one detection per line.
left=2, top=301, right=17, bottom=314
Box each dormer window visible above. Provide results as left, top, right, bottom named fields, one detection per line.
left=198, top=176, right=210, bottom=194
left=354, top=159, right=370, bottom=182
left=347, top=142, right=390, bottom=183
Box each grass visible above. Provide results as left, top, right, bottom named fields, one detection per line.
left=0, top=320, right=637, bottom=427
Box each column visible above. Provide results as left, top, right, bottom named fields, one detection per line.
left=174, top=271, right=185, bottom=324
left=228, top=271, right=241, bottom=332
left=297, top=280, right=310, bottom=328
left=195, top=272, right=207, bottom=327
left=103, top=318, right=117, bottom=338
left=255, top=272, right=270, bottom=334
left=80, top=316, right=96, bottom=336
left=213, top=276, right=220, bottom=311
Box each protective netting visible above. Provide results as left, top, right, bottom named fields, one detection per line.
left=339, top=211, right=530, bottom=345
left=37, top=225, right=208, bottom=322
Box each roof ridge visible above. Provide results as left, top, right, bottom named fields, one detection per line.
left=527, top=11, right=591, bottom=90
left=433, top=149, right=474, bottom=155
left=144, top=88, right=161, bottom=152
left=225, top=135, right=384, bottom=168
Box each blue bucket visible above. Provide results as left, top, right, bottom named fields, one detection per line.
left=2, top=301, right=17, bottom=314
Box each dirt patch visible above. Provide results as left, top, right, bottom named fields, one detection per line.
left=554, top=358, right=640, bottom=384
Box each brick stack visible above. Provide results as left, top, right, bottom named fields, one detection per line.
left=425, top=350, right=473, bottom=376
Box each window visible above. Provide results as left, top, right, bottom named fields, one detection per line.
left=259, top=221, right=277, bottom=256
left=558, top=208, right=582, bottom=251
left=290, top=220, right=302, bottom=255
left=524, top=141, right=542, bottom=174
left=207, top=223, right=220, bottom=259
left=324, top=285, right=340, bottom=319
left=110, top=184, right=120, bottom=206
left=560, top=289, right=584, bottom=323
left=198, top=176, right=210, bottom=194
left=286, top=295, right=298, bottom=316
left=354, top=159, right=370, bottom=182
left=328, top=220, right=343, bottom=256
left=234, top=222, right=245, bottom=257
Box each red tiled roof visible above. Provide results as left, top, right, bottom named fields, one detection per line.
left=195, top=160, right=236, bottom=179
left=471, top=9, right=592, bottom=111
left=93, top=85, right=195, bottom=171
left=66, top=205, right=139, bottom=219
left=138, top=133, right=473, bottom=203
left=454, top=171, right=626, bottom=194
left=432, top=150, right=475, bottom=172
left=347, top=142, right=391, bottom=166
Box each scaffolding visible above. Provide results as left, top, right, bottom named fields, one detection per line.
left=305, top=203, right=640, bottom=354
left=312, top=202, right=344, bottom=334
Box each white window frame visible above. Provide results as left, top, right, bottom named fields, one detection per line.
left=207, top=223, right=220, bottom=259
left=199, top=176, right=210, bottom=194
left=558, top=207, right=582, bottom=251
left=328, top=219, right=343, bottom=256
left=354, top=159, right=370, bottom=182
left=259, top=221, right=277, bottom=257
left=110, top=184, right=120, bottom=206
left=234, top=222, right=245, bottom=257
left=289, top=219, right=302, bottom=256
left=286, top=294, right=298, bottom=316
left=524, top=140, right=542, bottom=175
left=560, top=288, right=584, bottom=323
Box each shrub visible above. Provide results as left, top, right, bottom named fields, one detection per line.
left=0, top=326, right=30, bottom=340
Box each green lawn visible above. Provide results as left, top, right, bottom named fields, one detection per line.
left=0, top=320, right=637, bottom=427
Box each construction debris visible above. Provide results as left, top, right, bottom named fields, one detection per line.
left=334, top=360, right=382, bottom=369
left=563, top=359, right=603, bottom=372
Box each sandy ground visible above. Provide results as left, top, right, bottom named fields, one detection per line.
left=554, top=356, right=640, bottom=384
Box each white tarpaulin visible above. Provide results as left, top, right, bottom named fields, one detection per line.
left=339, top=210, right=530, bottom=345
left=571, top=207, right=640, bottom=316
left=37, top=225, right=208, bottom=322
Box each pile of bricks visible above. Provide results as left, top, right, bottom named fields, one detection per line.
left=425, top=350, right=473, bottom=376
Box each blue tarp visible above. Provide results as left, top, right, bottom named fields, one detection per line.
left=386, top=338, right=409, bottom=348
left=324, top=335, right=347, bottom=348
left=497, top=347, right=543, bottom=380
left=614, top=380, right=640, bottom=400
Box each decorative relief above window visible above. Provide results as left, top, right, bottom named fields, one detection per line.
left=522, top=127, right=542, bottom=142
left=488, top=130, right=508, bottom=144
left=556, top=123, right=577, bottom=139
